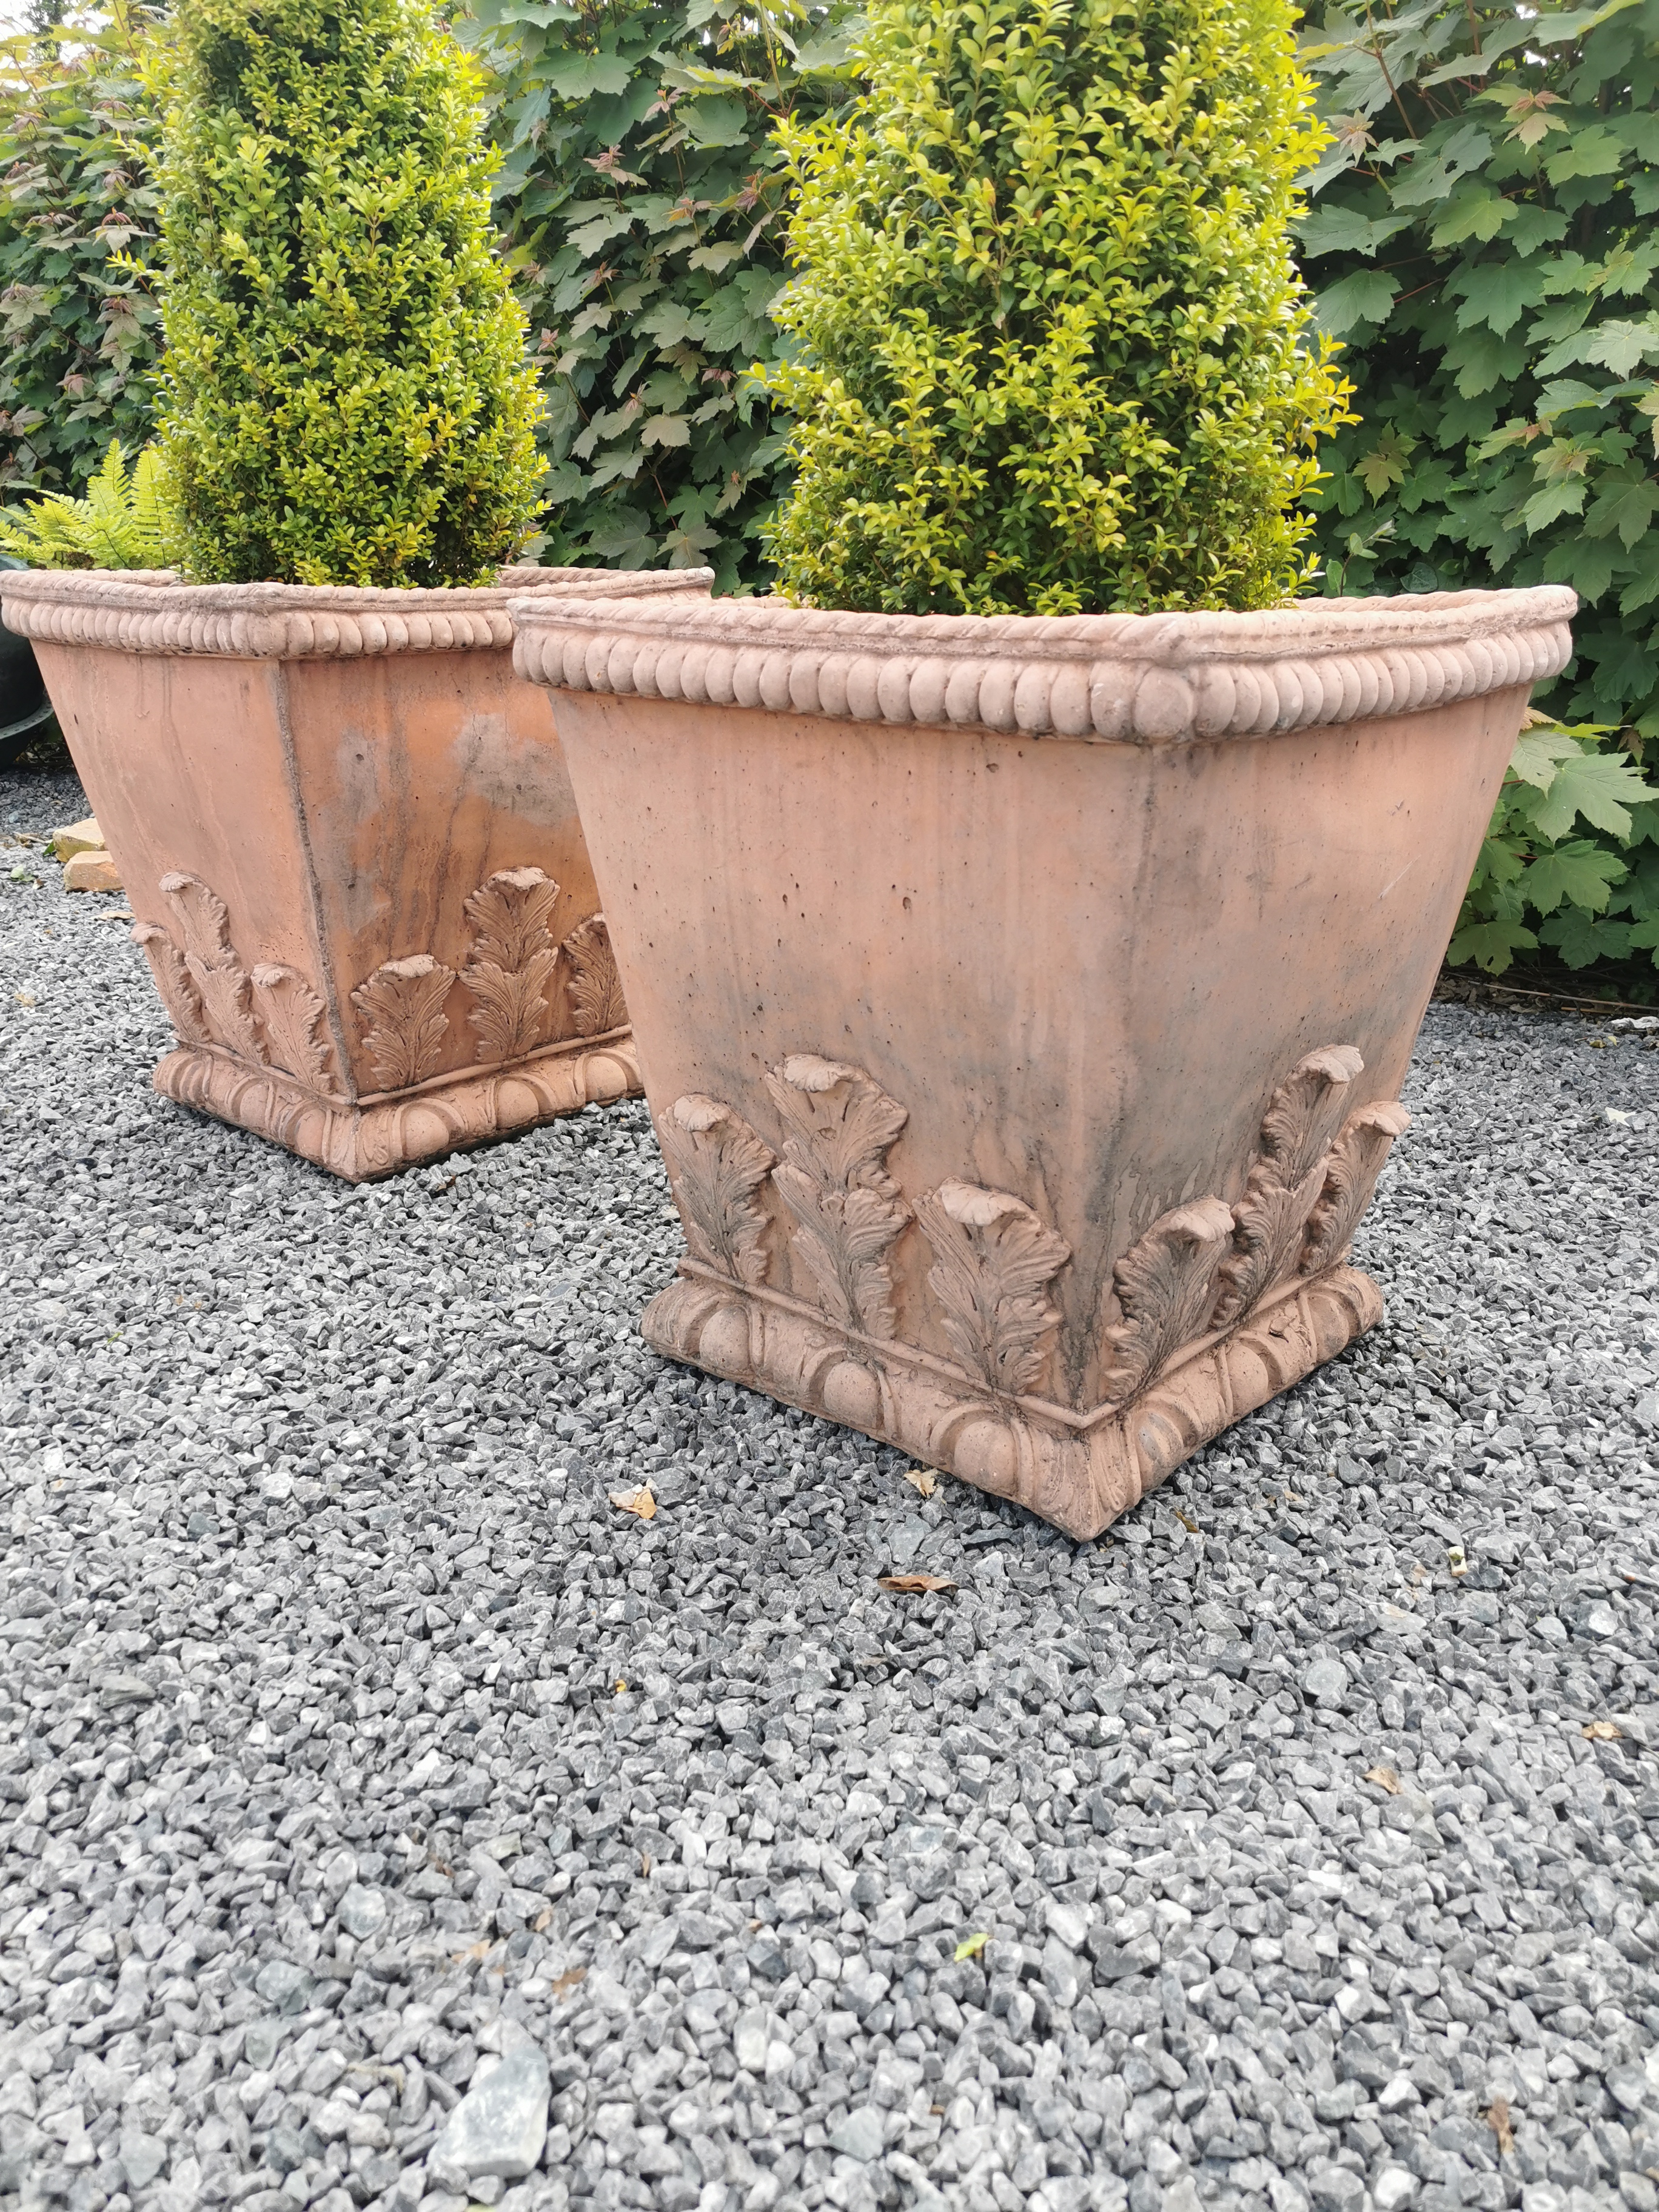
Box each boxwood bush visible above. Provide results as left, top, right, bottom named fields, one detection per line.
left=760, top=0, right=1352, bottom=615
left=151, top=0, right=542, bottom=586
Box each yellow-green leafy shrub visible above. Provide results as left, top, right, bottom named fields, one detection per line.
left=760, top=0, right=1352, bottom=615
left=150, top=0, right=542, bottom=586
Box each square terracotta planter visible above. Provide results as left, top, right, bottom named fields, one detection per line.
left=0, top=565, right=710, bottom=1179
left=512, top=585, right=1575, bottom=1535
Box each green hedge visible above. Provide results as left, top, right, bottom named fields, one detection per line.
left=1301, top=0, right=1659, bottom=980
left=459, top=0, right=860, bottom=592
left=0, top=3, right=161, bottom=497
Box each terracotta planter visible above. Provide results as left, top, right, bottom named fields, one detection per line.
left=512, top=585, right=1575, bottom=1536
left=0, top=565, right=710, bottom=1179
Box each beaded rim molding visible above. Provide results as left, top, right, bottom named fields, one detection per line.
left=0, top=565, right=715, bottom=661
left=509, top=584, right=1576, bottom=746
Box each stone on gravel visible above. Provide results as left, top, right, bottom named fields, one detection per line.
left=61, top=846, right=120, bottom=891
left=828, top=2106, right=885, bottom=2162
left=431, top=2046, right=550, bottom=2180
left=48, top=816, right=102, bottom=860
left=337, top=1880, right=387, bottom=1939
left=1301, top=1655, right=1350, bottom=1705
left=1373, top=2171, right=1419, bottom=2211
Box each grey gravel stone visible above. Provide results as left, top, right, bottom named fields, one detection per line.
left=4, top=759, right=1659, bottom=2212
left=432, top=2046, right=550, bottom=2179
left=337, top=1881, right=388, bottom=1940
left=828, top=2107, right=885, bottom=2162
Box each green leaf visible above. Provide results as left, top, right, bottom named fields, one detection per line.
left=1584, top=474, right=1659, bottom=551
left=1544, top=124, right=1626, bottom=181
left=681, top=96, right=749, bottom=149
left=1539, top=909, right=1633, bottom=966
left=1390, top=124, right=1492, bottom=209
left=1536, top=378, right=1614, bottom=420
left=1296, top=207, right=1410, bottom=258
left=639, top=412, right=691, bottom=448
left=1314, top=270, right=1400, bottom=337
left=540, top=52, right=635, bottom=101
left=1509, top=726, right=1581, bottom=791
left=1447, top=918, right=1538, bottom=974
left=1505, top=206, right=1571, bottom=254
left=1530, top=748, right=1658, bottom=840
left=1581, top=320, right=1659, bottom=379
left=1450, top=263, right=1544, bottom=338
left=1522, top=839, right=1629, bottom=916
left=1429, top=189, right=1508, bottom=249
left=1518, top=478, right=1590, bottom=533
left=565, top=204, right=638, bottom=256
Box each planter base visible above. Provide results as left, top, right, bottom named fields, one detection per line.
left=644, top=1261, right=1381, bottom=1538
left=154, top=1029, right=640, bottom=1182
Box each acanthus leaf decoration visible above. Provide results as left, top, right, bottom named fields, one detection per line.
left=462, top=865, right=561, bottom=1064
left=350, top=953, right=455, bottom=1090
left=563, top=913, right=626, bottom=1036
left=660, top=1093, right=776, bottom=1287
left=250, top=963, right=333, bottom=1086
left=1211, top=1045, right=1365, bottom=1329
left=159, top=870, right=262, bottom=1062
left=464, top=865, right=561, bottom=972
left=1300, top=1100, right=1412, bottom=1277
left=765, top=1054, right=911, bottom=1341
left=1101, top=1195, right=1236, bottom=1403
left=914, top=1179, right=1071, bottom=1398
left=131, top=920, right=212, bottom=1048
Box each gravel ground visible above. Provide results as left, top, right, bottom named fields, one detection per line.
left=3, top=760, right=1659, bottom=2212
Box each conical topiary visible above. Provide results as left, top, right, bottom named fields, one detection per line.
left=760, top=0, right=1352, bottom=615
left=149, top=0, right=541, bottom=586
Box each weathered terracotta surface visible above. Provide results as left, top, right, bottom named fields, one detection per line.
left=512, top=585, right=1577, bottom=1535
left=1, top=565, right=711, bottom=1178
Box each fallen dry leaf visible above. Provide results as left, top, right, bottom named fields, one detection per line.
left=1364, top=1765, right=1402, bottom=1795
left=532, top=1909, right=552, bottom=1933
left=902, top=1466, right=939, bottom=1498
left=1583, top=1719, right=1624, bottom=1741
left=609, top=1484, right=657, bottom=1521
left=614, top=1678, right=628, bottom=1693
left=640, top=1852, right=652, bottom=1877
left=1173, top=1507, right=1199, bottom=1534
left=551, top=1965, right=588, bottom=1999
left=954, top=1931, right=989, bottom=1962
left=1484, top=2096, right=1514, bottom=2157
left=878, top=1573, right=957, bottom=1595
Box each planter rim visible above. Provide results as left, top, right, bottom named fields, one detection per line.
left=510, top=582, right=1575, bottom=746
left=0, top=563, right=715, bottom=660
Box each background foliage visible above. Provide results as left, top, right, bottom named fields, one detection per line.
left=760, top=0, right=1351, bottom=615
left=1300, top=0, right=1659, bottom=977
left=460, top=0, right=860, bottom=592
left=1450, top=719, right=1659, bottom=974
left=151, top=0, right=542, bottom=586
left=0, top=1, right=161, bottom=497
left=0, top=434, right=165, bottom=564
